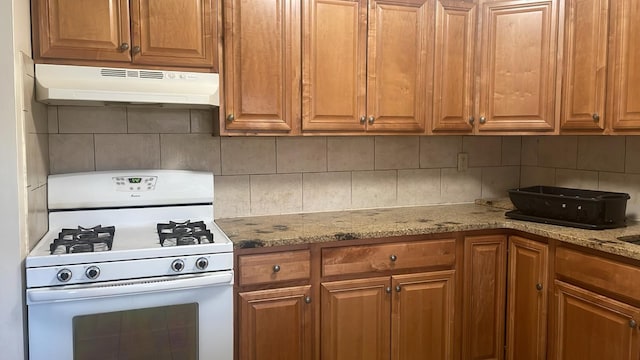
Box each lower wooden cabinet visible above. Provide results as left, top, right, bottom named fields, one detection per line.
left=237, top=286, right=313, bottom=360
left=320, top=271, right=455, bottom=360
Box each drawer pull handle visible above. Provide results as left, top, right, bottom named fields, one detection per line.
left=395, top=285, right=401, bottom=292
left=630, top=319, right=637, bottom=329
left=536, top=283, right=543, bottom=291
left=304, top=296, right=311, bottom=304
left=273, top=265, right=281, bottom=273
left=390, top=254, right=397, bottom=262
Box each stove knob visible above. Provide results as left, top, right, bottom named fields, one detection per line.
left=195, top=257, right=209, bottom=270
left=171, top=259, right=185, bottom=272
left=85, top=266, right=100, bottom=280
left=57, top=268, right=72, bottom=282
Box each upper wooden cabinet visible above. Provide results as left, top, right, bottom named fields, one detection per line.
left=32, top=0, right=217, bottom=70
left=302, top=0, right=434, bottom=133
left=221, top=0, right=301, bottom=134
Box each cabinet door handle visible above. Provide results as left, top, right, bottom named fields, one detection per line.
left=226, top=114, right=235, bottom=122
left=119, top=43, right=130, bottom=52
left=630, top=319, right=637, bottom=329
left=385, top=286, right=392, bottom=294
left=468, top=116, right=475, bottom=125
left=479, top=116, right=486, bottom=124
left=592, top=113, right=600, bottom=122
left=272, top=265, right=281, bottom=273
left=536, top=283, right=543, bottom=291
left=395, top=285, right=401, bottom=292
left=368, top=116, right=375, bottom=124
left=389, top=254, right=397, bottom=262
left=360, top=116, right=366, bottom=124
left=132, top=45, right=141, bottom=54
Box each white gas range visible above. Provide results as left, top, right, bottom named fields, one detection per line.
left=25, top=170, right=233, bottom=360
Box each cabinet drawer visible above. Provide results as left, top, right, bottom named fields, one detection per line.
left=555, top=247, right=640, bottom=301
left=238, top=250, right=311, bottom=286
left=322, top=239, right=455, bottom=277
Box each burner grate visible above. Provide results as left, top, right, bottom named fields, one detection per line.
left=50, top=225, right=115, bottom=254
left=157, top=220, right=214, bottom=246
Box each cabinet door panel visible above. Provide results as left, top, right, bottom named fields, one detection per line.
left=553, top=280, right=640, bottom=360
left=238, top=286, right=312, bottom=360
left=223, top=0, right=300, bottom=132
left=610, top=0, right=640, bottom=130
left=560, top=0, right=608, bottom=130
left=34, top=0, right=131, bottom=61
left=366, top=0, right=433, bottom=132
left=303, top=0, right=367, bottom=131
left=132, top=0, right=215, bottom=68
left=321, top=277, right=390, bottom=360
left=432, top=0, right=475, bottom=132
left=478, top=0, right=557, bottom=132
left=506, top=236, right=548, bottom=360
left=392, top=271, right=455, bottom=360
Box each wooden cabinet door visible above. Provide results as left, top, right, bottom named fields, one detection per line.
left=553, top=280, right=640, bottom=360
left=366, top=0, right=434, bottom=132
left=33, top=0, right=131, bottom=62
left=391, top=271, right=455, bottom=360
left=560, top=0, right=608, bottom=131
left=131, top=0, right=216, bottom=69
left=477, top=0, right=558, bottom=132
left=222, top=0, right=301, bottom=132
left=462, top=235, right=507, bottom=360
left=321, top=277, right=390, bottom=360
left=238, top=286, right=313, bottom=360
left=506, top=236, right=548, bottom=360
left=302, top=0, right=367, bottom=131
left=609, top=0, right=640, bottom=130
left=432, top=0, right=476, bottom=133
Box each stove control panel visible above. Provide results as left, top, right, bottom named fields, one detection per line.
left=113, top=176, right=157, bottom=192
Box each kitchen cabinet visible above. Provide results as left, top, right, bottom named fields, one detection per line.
left=221, top=0, right=301, bottom=134
left=552, top=246, right=640, bottom=359
left=462, top=234, right=507, bottom=360
left=32, top=0, right=217, bottom=70
left=505, top=235, right=548, bottom=360
left=236, top=250, right=313, bottom=360
left=302, top=0, right=434, bottom=133
left=434, top=0, right=560, bottom=134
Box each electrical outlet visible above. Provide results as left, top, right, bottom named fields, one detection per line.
left=457, top=152, right=468, bottom=172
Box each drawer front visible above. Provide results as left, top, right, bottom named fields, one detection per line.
left=239, top=250, right=311, bottom=286
left=555, top=246, right=640, bottom=301
left=322, top=239, right=456, bottom=277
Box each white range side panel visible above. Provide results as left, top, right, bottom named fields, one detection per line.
left=48, top=170, right=214, bottom=210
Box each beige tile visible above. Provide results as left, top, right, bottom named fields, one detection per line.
left=375, top=136, right=419, bottom=170
left=127, top=108, right=190, bottom=133
left=221, top=137, right=276, bottom=175
left=351, top=170, right=397, bottom=209
left=463, top=136, right=502, bottom=167
left=26, top=133, right=49, bottom=188
left=481, top=166, right=520, bottom=198
left=48, top=106, right=59, bottom=134
left=49, top=134, right=95, bottom=174
left=537, top=136, right=577, bottom=168
left=250, top=174, right=303, bottom=215
left=160, top=134, right=221, bottom=173
left=555, top=169, right=598, bottom=189
left=214, top=175, right=250, bottom=218
left=397, top=169, right=441, bottom=206
left=577, top=136, right=625, bottom=172
left=625, top=136, right=640, bottom=174
left=441, top=168, right=481, bottom=203
left=501, top=137, right=521, bottom=166
left=327, top=137, right=374, bottom=171
left=190, top=109, right=215, bottom=133
left=58, top=106, right=127, bottom=133
left=599, top=172, right=640, bottom=221
left=94, top=134, right=160, bottom=170
left=520, top=136, right=539, bottom=166
left=419, top=136, right=462, bottom=168
left=32, top=99, right=48, bottom=134
left=277, top=137, right=327, bottom=173
left=27, top=185, right=48, bottom=250
left=302, top=172, right=352, bottom=212
left=520, top=166, right=556, bottom=187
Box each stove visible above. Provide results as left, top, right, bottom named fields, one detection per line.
left=25, top=170, right=234, bottom=360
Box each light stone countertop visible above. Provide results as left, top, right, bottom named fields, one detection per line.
left=215, top=200, right=640, bottom=262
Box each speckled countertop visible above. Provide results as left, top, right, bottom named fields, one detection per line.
left=215, top=199, right=640, bottom=261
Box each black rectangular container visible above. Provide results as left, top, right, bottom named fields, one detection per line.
left=507, top=186, right=630, bottom=229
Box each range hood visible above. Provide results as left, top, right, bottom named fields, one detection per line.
left=35, top=64, right=219, bottom=108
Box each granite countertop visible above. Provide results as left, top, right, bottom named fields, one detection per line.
left=215, top=200, right=640, bottom=261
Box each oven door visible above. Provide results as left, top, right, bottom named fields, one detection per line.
left=26, top=271, right=233, bottom=360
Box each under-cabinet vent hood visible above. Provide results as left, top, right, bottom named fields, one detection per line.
left=35, top=64, right=219, bottom=107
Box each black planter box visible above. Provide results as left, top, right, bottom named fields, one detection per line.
left=507, top=186, right=630, bottom=229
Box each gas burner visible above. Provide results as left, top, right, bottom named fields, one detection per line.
left=49, top=225, right=115, bottom=254
left=157, top=220, right=213, bottom=246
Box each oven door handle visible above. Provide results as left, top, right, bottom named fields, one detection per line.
left=26, top=271, right=233, bottom=304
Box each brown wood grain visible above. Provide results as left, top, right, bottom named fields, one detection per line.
left=239, top=250, right=311, bottom=286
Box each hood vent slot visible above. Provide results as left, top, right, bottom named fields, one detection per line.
left=100, top=68, right=127, bottom=78
left=139, top=71, right=164, bottom=80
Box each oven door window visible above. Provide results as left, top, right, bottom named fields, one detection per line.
left=73, top=303, right=198, bottom=360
